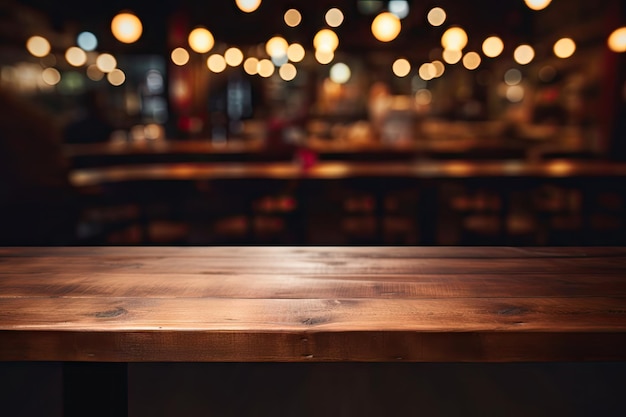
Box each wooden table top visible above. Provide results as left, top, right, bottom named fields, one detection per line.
left=68, top=159, right=626, bottom=187
left=1, top=247, right=625, bottom=362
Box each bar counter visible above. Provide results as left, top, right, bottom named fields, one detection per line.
left=1, top=246, right=625, bottom=362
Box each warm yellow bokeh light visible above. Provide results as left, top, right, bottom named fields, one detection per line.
left=96, top=53, right=117, bottom=73
left=415, top=89, right=433, bottom=106
left=171, top=47, right=190, bottom=66
left=329, top=62, right=351, bottom=84
left=26, top=36, right=50, bottom=58
left=427, top=7, right=446, bottom=27
left=553, top=38, right=576, bottom=58
left=235, top=0, right=262, bottom=13
left=257, top=59, right=275, bottom=77
left=65, top=46, right=87, bottom=67
left=244, top=57, right=259, bottom=75
left=287, top=43, right=305, bottom=62
left=607, top=27, right=626, bottom=53
left=207, top=54, right=227, bottom=73
left=482, top=36, right=504, bottom=58
left=462, top=52, right=481, bottom=70
left=86, top=64, right=104, bottom=81
left=111, top=12, right=142, bottom=44
left=188, top=27, right=215, bottom=53
left=284, top=9, right=302, bottom=27
left=419, top=63, right=436, bottom=80
left=41, top=67, right=61, bottom=85
left=315, top=49, right=334, bottom=64
left=514, top=44, right=535, bottom=65
left=371, top=12, right=401, bottom=42
left=107, top=68, right=125, bottom=86
left=431, top=60, right=445, bottom=77
left=506, top=85, right=525, bottom=102
left=313, top=29, right=339, bottom=53
left=266, top=36, right=289, bottom=58
left=524, top=0, right=552, bottom=11
left=325, top=8, right=344, bottom=27
left=392, top=58, right=411, bottom=77
left=442, top=49, right=462, bottom=64
left=441, top=27, right=468, bottom=51
left=279, top=63, right=297, bottom=81
left=225, top=47, right=244, bottom=66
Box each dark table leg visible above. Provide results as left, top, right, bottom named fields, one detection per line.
left=63, top=362, right=128, bottom=417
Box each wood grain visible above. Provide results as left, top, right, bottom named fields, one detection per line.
left=1, top=247, right=625, bottom=362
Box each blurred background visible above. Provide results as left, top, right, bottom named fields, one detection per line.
left=1, top=0, right=625, bottom=246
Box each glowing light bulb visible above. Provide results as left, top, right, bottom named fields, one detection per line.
left=553, top=38, right=576, bottom=58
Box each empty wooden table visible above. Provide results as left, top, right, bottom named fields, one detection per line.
left=1, top=246, right=625, bottom=415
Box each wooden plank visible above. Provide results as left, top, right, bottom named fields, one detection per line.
left=0, top=247, right=625, bottom=362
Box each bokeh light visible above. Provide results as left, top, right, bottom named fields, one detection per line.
left=235, top=0, right=262, bottom=13
left=225, top=47, right=244, bottom=66
left=107, top=68, right=125, bottom=86
left=111, top=12, right=143, bottom=44
left=284, top=9, right=302, bottom=27
left=96, top=53, right=117, bottom=73
left=171, top=47, right=190, bottom=66
left=207, top=54, right=227, bottom=73
left=462, top=52, right=481, bottom=70
left=257, top=59, right=275, bottom=77
left=482, top=36, right=504, bottom=58
left=287, top=43, right=305, bottom=62
left=553, top=38, right=576, bottom=58
left=607, top=27, right=626, bottom=53
left=504, top=68, right=522, bottom=85
left=325, top=8, right=344, bottom=27
left=86, top=64, right=104, bottom=81
left=26, top=36, right=50, bottom=58
left=514, top=44, right=535, bottom=65
left=65, top=47, right=87, bottom=67
left=371, top=12, right=401, bottom=42
left=441, top=27, right=468, bottom=51
left=279, top=63, right=297, bottom=81
left=524, top=0, right=552, bottom=11
left=188, top=27, right=215, bottom=53
left=442, top=49, right=462, bottom=64
left=427, top=7, right=446, bottom=26
left=389, top=1, right=410, bottom=19
left=244, top=57, right=259, bottom=75
left=266, top=36, right=289, bottom=57
left=77, top=32, right=98, bottom=51
left=41, top=67, right=61, bottom=86
left=330, top=62, right=351, bottom=84
left=315, top=50, right=334, bottom=64
left=392, top=58, right=411, bottom=77
left=313, top=29, right=339, bottom=53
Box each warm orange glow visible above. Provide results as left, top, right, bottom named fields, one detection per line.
left=266, top=36, right=289, bottom=57
left=442, top=49, right=462, bottom=64
left=188, top=27, right=214, bottom=53
left=608, top=27, right=626, bottom=53
left=207, top=54, right=227, bottom=73
left=279, top=63, right=297, bottom=81
left=553, top=38, right=576, bottom=58
left=514, top=44, right=535, bottom=65
left=284, top=9, right=302, bottom=27
left=111, top=12, right=143, bottom=44
left=26, top=36, right=50, bottom=57
left=524, top=0, right=552, bottom=11
left=315, top=50, right=334, bottom=64
left=287, top=43, right=305, bottom=62
left=462, top=52, right=481, bottom=70
left=171, top=47, right=190, bottom=66
left=313, top=29, right=339, bottom=53
left=427, top=7, right=446, bottom=27
left=243, top=57, right=259, bottom=75
left=65, top=46, right=87, bottom=67
left=107, top=68, right=125, bottom=86
left=41, top=67, right=61, bottom=85
left=225, top=47, right=244, bottom=66
left=257, top=59, right=274, bottom=77
left=441, top=27, right=467, bottom=51
left=392, top=58, right=411, bottom=77
left=329, top=62, right=351, bottom=84
left=371, top=12, right=401, bottom=42
left=482, top=36, right=504, bottom=58
left=325, top=8, right=344, bottom=27
left=235, top=0, right=262, bottom=13
left=96, top=53, right=117, bottom=73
